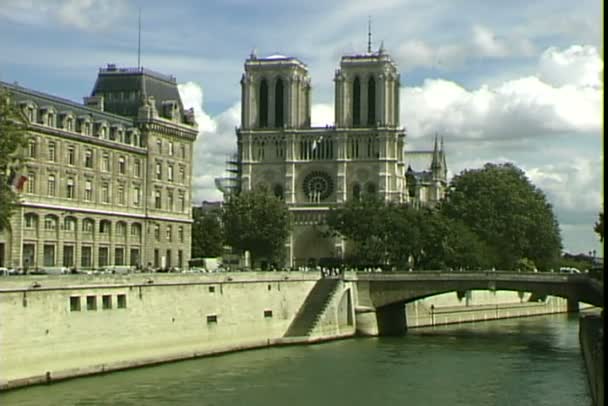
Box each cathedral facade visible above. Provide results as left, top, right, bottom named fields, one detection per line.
left=231, top=48, right=447, bottom=267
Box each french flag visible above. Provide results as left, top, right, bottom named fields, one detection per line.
left=7, top=170, right=28, bottom=192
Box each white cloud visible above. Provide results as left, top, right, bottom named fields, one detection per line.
left=178, top=82, right=239, bottom=204
left=538, top=45, right=603, bottom=88
left=472, top=25, right=509, bottom=58
left=401, top=45, right=602, bottom=141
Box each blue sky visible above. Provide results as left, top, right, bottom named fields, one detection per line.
left=0, top=0, right=603, bottom=257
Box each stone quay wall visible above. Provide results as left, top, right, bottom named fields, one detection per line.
left=579, top=311, right=604, bottom=406
left=1, top=272, right=574, bottom=390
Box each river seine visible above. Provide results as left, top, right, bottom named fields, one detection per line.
left=1, top=313, right=591, bottom=405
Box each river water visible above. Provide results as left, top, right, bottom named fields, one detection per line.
left=1, top=314, right=591, bottom=406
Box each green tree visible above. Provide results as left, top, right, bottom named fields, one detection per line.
left=221, top=187, right=291, bottom=268
left=594, top=211, right=604, bottom=242
left=441, top=163, right=562, bottom=271
left=0, top=87, right=27, bottom=230
left=191, top=206, right=224, bottom=258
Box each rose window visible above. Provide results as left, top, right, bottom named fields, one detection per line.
left=302, top=171, right=333, bottom=202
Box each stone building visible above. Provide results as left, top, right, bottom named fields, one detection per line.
left=0, top=65, right=198, bottom=271
left=224, top=47, right=447, bottom=267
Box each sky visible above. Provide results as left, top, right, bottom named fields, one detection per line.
left=0, top=0, right=603, bottom=256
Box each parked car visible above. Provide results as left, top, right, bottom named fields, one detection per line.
left=559, top=267, right=581, bottom=274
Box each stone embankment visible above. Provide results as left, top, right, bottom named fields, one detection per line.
left=579, top=310, right=604, bottom=406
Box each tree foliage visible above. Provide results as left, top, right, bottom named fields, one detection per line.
left=191, top=206, right=224, bottom=258
left=0, top=87, right=27, bottom=230
left=326, top=197, right=490, bottom=270
left=440, top=163, right=562, bottom=271
left=594, top=211, right=604, bottom=242
left=221, top=187, right=291, bottom=267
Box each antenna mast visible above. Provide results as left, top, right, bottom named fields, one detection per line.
left=367, top=16, right=372, bottom=53
left=137, top=9, right=142, bottom=69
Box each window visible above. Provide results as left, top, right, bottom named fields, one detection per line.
left=44, top=215, right=57, bottom=230
left=181, top=144, right=186, bottom=158
left=264, top=310, right=273, bottom=318
left=116, top=222, right=126, bottom=237
left=102, top=295, right=112, bottom=310
left=64, top=216, right=76, bottom=232
left=43, top=244, right=55, bottom=266
left=157, top=139, right=162, bottom=153
left=155, top=162, right=162, bottom=180
left=130, top=248, right=140, bottom=267
left=70, top=297, right=81, bottom=312
left=117, top=184, right=125, bottom=205
left=367, top=76, right=376, bottom=126
left=47, top=174, right=56, bottom=196
left=178, top=250, right=183, bottom=268
left=275, top=78, right=284, bottom=127
left=98, top=247, right=109, bottom=267
left=66, top=177, right=75, bottom=199
left=352, top=76, right=361, bottom=126
left=67, top=146, right=75, bottom=165
left=133, top=186, right=141, bottom=206
left=167, top=189, right=174, bottom=211
left=114, top=248, right=125, bottom=266
left=63, top=245, right=74, bottom=267
left=178, top=226, right=184, bottom=243
left=208, top=286, right=215, bottom=293
left=134, top=159, right=141, bottom=177
left=84, top=149, right=93, bottom=168
left=86, top=296, right=97, bottom=311
left=82, top=219, right=94, bottom=233
left=26, top=173, right=35, bottom=194
left=167, top=165, right=174, bottom=182
left=65, top=118, right=73, bottom=132
left=48, top=142, right=56, bottom=162
left=130, top=223, right=142, bottom=239
left=168, top=141, right=174, bottom=156
left=117, top=294, right=127, bottom=309
left=101, top=182, right=110, bottom=203
left=84, top=180, right=92, bottom=201
left=179, top=166, right=185, bottom=183
left=102, top=153, right=110, bottom=172
left=99, top=220, right=110, bottom=234
left=206, top=315, right=218, bottom=324
left=118, top=156, right=126, bottom=174
left=81, top=246, right=92, bottom=267
left=178, top=191, right=185, bottom=212
left=27, top=140, right=36, bottom=158
left=154, top=224, right=160, bottom=241
left=155, top=190, right=162, bottom=209
left=259, top=79, right=268, bottom=128
left=166, top=225, right=173, bottom=242
left=24, top=213, right=37, bottom=229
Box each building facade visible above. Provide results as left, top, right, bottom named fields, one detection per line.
left=0, top=65, right=198, bottom=271
left=226, top=48, right=447, bottom=267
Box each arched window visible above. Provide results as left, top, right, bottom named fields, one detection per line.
left=130, top=223, right=142, bottom=240
left=259, top=79, right=269, bottom=128
left=352, top=183, right=361, bottom=200
left=367, top=76, right=376, bottom=126
left=275, top=78, right=284, bottom=127
left=352, top=77, right=361, bottom=126
left=44, top=215, right=58, bottom=230
left=64, top=216, right=77, bottom=232
left=82, top=218, right=94, bottom=233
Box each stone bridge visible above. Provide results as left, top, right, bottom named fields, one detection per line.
left=346, top=271, right=604, bottom=336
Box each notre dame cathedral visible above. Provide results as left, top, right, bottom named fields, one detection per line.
left=218, top=45, right=447, bottom=267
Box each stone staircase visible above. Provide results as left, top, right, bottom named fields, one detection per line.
left=283, top=278, right=341, bottom=337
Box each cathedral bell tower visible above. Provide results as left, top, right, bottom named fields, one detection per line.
left=241, top=52, right=311, bottom=130
left=334, top=45, right=400, bottom=128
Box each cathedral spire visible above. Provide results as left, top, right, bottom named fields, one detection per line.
left=431, top=133, right=441, bottom=172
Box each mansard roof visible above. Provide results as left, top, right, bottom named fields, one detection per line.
left=91, top=65, right=185, bottom=119
left=1, top=80, right=133, bottom=127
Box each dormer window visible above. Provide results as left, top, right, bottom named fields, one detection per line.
left=65, top=117, right=73, bottom=131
